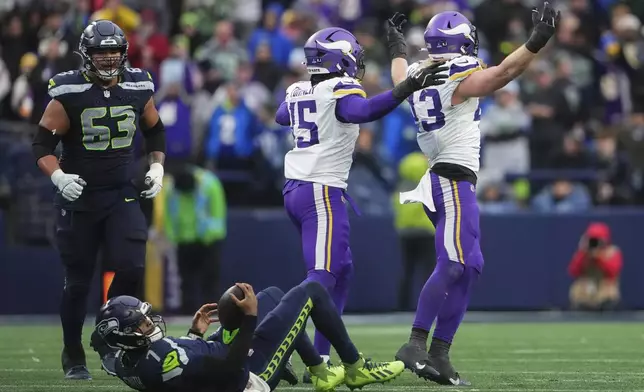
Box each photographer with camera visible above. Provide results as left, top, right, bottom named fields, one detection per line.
left=568, top=222, right=623, bottom=311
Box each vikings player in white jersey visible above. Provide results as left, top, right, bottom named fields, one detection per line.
left=385, top=2, right=560, bottom=386
left=275, top=27, right=447, bottom=377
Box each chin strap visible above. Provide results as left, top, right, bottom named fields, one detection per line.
left=148, top=326, right=165, bottom=343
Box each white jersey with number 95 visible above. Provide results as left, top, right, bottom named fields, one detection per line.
left=407, top=55, right=483, bottom=173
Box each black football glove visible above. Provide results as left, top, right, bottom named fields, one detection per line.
left=525, top=0, right=561, bottom=53
left=386, top=12, right=408, bottom=60
left=392, top=62, right=448, bottom=101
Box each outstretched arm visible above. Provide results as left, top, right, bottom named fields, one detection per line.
left=335, top=90, right=403, bottom=124
left=455, top=1, right=560, bottom=100
left=335, top=63, right=448, bottom=124
left=454, top=46, right=536, bottom=99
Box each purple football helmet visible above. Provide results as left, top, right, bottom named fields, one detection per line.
left=424, top=11, right=479, bottom=60
left=303, top=27, right=365, bottom=79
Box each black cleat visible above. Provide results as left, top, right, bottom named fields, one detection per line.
left=100, top=351, right=118, bottom=377
left=426, top=355, right=471, bottom=386
left=281, top=360, right=298, bottom=385
left=62, top=346, right=91, bottom=380
left=64, top=365, right=92, bottom=380
left=395, top=343, right=440, bottom=380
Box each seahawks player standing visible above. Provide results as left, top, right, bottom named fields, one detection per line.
left=31, top=20, right=166, bottom=380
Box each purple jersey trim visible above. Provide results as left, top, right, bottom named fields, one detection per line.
left=449, top=62, right=479, bottom=77
left=333, top=81, right=364, bottom=92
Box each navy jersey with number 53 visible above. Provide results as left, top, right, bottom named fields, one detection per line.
left=47, top=68, right=154, bottom=209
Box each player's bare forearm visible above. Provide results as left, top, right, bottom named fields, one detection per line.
left=148, top=151, right=165, bottom=166
left=455, top=46, right=535, bottom=99
left=493, top=45, right=536, bottom=87
left=391, top=58, right=409, bottom=86
left=36, top=155, right=61, bottom=177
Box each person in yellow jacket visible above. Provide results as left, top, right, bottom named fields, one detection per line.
left=164, top=164, right=227, bottom=314
left=393, top=152, right=436, bottom=311
left=91, top=0, right=140, bottom=35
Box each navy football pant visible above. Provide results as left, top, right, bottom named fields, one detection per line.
left=57, top=199, right=147, bottom=352
left=250, top=281, right=359, bottom=390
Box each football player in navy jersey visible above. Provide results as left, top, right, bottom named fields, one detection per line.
left=31, top=20, right=166, bottom=380
left=95, top=282, right=405, bottom=392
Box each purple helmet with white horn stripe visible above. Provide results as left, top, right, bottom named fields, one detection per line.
left=424, top=11, right=479, bottom=60
left=303, top=27, right=365, bottom=79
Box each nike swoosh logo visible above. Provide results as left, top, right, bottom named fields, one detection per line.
left=449, top=377, right=460, bottom=385
left=124, top=198, right=136, bottom=202
left=415, top=362, right=426, bottom=370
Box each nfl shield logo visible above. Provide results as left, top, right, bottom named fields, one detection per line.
left=104, top=90, right=110, bottom=98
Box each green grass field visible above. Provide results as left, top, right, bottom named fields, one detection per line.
left=0, top=322, right=643, bottom=391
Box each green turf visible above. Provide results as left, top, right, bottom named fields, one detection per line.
left=0, top=322, right=643, bottom=391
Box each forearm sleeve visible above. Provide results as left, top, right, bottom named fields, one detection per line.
left=142, top=118, right=166, bottom=154
left=335, top=91, right=401, bottom=124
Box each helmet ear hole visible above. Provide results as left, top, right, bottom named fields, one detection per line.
left=342, top=59, right=350, bottom=67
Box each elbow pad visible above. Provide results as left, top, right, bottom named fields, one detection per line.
left=142, top=119, right=166, bottom=154
left=32, top=126, right=60, bottom=160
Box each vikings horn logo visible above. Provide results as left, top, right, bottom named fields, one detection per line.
left=438, top=23, right=475, bottom=43
left=317, top=40, right=353, bottom=55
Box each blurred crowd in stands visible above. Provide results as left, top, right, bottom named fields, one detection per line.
left=1, top=0, right=644, bottom=244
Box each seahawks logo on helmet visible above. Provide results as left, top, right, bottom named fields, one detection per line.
left=96, top=317, right=120, bottom=339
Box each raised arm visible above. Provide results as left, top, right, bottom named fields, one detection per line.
left=454, top=1, right=560, bottom=101
left=386, top=13, right=410, bottom=86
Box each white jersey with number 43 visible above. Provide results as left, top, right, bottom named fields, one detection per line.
left=283, top=77, right=364, bottom=189
left=408, top=55, right=483, bottom=173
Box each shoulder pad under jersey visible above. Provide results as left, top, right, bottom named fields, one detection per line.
left=48, top=70, right=91, bottom=99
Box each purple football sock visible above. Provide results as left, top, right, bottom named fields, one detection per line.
left=411, top=262, right=464, bottom=348
left=432, top=266, right=479, bottom=345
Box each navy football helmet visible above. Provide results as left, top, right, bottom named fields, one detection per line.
left=79, top=20, right=128, bottom=80
left=95, top=296, right=166, bottom=351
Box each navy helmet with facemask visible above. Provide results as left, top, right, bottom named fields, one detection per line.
left=95, top=296, right=165, bottom=351
left=79, top=20, right=128, bottom=80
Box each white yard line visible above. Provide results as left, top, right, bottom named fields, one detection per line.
left=0, top=387, right=641, bottom=392
left=458, top=358, right=644, bottom=363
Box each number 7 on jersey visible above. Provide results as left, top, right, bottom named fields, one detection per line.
left=288, top=100, right=319, bottom=148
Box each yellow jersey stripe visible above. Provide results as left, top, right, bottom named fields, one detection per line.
left=451, top=181, right=465, bottom=264
left=324, top=186, right=334, bottom=272
left=449, top=66, right=481, bottom=81
left=333, top=88, right=367, bottom=98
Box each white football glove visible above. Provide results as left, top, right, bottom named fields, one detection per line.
left=141, top=162, right=164, bottom=199
left=51, top=169, right=86, bottom=201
